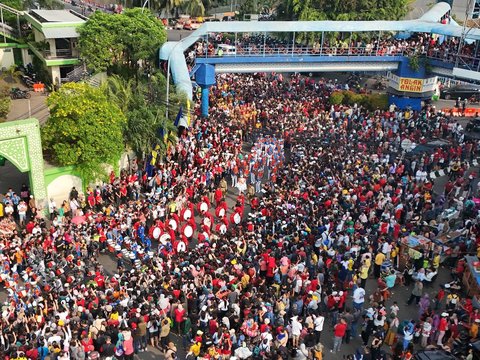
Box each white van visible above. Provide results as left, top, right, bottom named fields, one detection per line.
left=216, top=44, right=236, bottom=56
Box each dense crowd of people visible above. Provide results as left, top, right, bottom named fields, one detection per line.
left=187, top=31, right=478, bottom=70
left=0, top=72, right=480, bottom=360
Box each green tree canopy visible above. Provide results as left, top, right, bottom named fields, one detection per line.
left=103, top=73, right=182, bottom=157
left=276, top=0, right=409, bottom=43
left=78, top=8, right=167, bottom=74
left=41, top=82, right=126, bottom=182
left=279, top=0, right=409, bottom=21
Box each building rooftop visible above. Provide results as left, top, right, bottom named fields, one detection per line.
left=29, top=9, right=86, bottom=23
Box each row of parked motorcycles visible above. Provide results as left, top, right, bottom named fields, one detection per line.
left=8, top=64, right=37, bottom=99
left=17, top=64, right=37, bottom=89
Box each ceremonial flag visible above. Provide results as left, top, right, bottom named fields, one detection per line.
left=174, top=105, right=183, bottom=127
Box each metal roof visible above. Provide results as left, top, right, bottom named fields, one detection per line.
left=42, top=27, right=80, bottom=38
left=30, top=10, right=85, bottom=23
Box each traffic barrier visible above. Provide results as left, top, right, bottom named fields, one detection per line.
left=33, top=83, right=45, bottom=93
left=438, top=107, right=480, bottom=117
left=465, top=108, right=477, bottom=117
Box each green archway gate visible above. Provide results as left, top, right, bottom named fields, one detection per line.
left=0, top=118, right=46, bottom=204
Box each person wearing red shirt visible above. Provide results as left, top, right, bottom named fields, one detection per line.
left=437, top=313, right=449, bottom=346
left=332, top=319, right=347, bottom=353
left=174, top=304, right=186, bottom=334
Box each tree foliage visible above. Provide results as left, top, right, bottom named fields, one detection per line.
left=280, top=0, right=409, bottom=20
left=103, top=72, right=182, bottom=158
left=0, top=85, right=11, bottom=122
left=78, top=8, right=167, bottom=74
left=41, top=83, right=126, bottom=183
left=278, top=0, right=409, bottom=42
left=329, top=90, right=388, bottom=111
left=153, top=0, right=212, bottom=17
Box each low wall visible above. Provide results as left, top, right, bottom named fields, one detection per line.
left=0, top=48, right=15, bottom=70
left=43, top=151, right=136, bottom=206
left=44, top=166, right=82, bottom=206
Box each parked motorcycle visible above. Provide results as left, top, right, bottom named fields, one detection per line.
left=374, top=80, right=387, bottom=90
left=10, top=88, right=31, bottom=99
left=469, top=95, right=479, bottom=104
left=20, top=75, right=35, bottom=89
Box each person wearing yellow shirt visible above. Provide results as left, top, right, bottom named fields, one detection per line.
left=432, top=253, right=440, bottom=269
left=374, top=252, right=386, bottom=278
left=347, top=258, right=354, bottom=271
left=470, top=319, right=480, bottom=339
left=168, top=201, right=177, bottom=215
left=359, top=261, right=370, bottom=288
left=241, top=273, right=250, bottom=288
left=188, top=341, right=201, bottom=357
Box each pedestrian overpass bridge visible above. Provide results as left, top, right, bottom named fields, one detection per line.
left=159, top=2, right=480, bottom=115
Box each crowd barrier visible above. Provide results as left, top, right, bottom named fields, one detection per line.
left=32, top=83, right=45, bottom=93
left=440, top=107, right=480, bottom=117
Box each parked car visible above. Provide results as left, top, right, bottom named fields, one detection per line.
left=465, top=117, right=480, bottom=140
left=441, top=84, right=480, bottom=100
left=174, top=15, right=190, bottom=29
left=413, top=350, right=457, bottom=360
left=184, top=21, right=202, bottom=30
left=174, top=21, right=185, bottom=29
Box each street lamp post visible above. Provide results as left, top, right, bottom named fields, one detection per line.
left=141, top=0, right=149, bottom=12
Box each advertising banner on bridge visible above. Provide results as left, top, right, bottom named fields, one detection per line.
left=399, top=77, right=423, bottom=92
left=387, top=72, right=438, bottom=94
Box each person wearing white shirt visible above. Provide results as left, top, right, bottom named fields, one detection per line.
left=48, top=198, right=57, bottom=220
left=313, top=314, right=325, bottom=343
left=291, top=316, right=303, bottom=348
left=353, top=287, right=366, bottom=310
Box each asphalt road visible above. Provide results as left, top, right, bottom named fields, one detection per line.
left=406, top=0, right=433, bottom=20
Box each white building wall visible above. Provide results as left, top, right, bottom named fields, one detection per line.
left=0, top=48, right=15, bottom=70
left=47, top=174, right=83, bottom=206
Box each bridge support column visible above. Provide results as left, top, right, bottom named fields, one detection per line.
left=387, top=59, right=438, bottom=111
left=195, top=64, right=216, bottom=118
left=200, top=86, right=210, bottom=118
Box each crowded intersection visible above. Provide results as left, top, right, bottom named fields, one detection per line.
left=0, top=71, right=480, bottom=360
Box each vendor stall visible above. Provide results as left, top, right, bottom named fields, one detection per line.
left=433, top=230, right=464, bottom=263
left=463, top=256, right=480, bottom=298
left=398, top=234, right=441, bottom=270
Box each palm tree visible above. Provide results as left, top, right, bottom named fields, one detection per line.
left=154, top=108, right=178, bottom=157
left=182, top=0, right=205, bottom=17
left=104, top=75, right=134, bottom=113
left=154, top=0, right=185, bottom=17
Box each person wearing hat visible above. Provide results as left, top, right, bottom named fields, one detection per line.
left=437, top=313, right=449, bottom=346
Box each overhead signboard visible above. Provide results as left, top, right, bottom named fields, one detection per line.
left=387, top=72, right=438, bottom=93
left=399, top=77, right=423, bottom=92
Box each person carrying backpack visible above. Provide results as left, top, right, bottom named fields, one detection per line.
left=165, top=342, right=177, bottom=360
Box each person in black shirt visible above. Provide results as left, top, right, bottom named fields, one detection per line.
left=100, top=336, right=115, bottom=358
